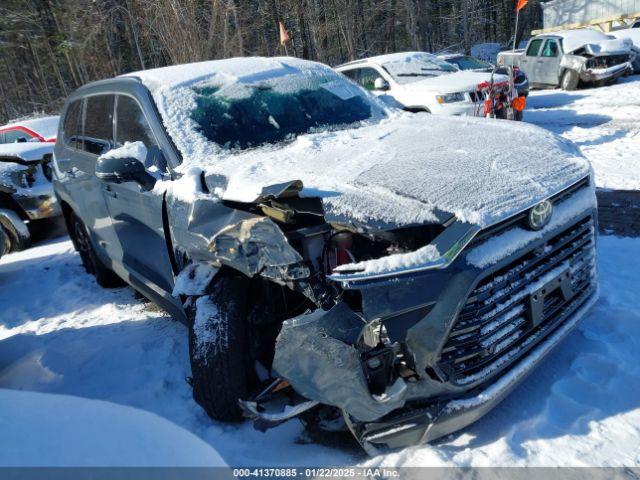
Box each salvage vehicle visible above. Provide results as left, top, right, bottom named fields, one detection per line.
left=0, top=116, right=59, bottom=144
left=53, top=57, right=598, bottom=454
left=335, top=52, right=521, bottom=119
left=610, top=29, right=640, bottom=73
left=0, top=142, right=60, bottom=256
left=497, top=29, right=634, bottom=90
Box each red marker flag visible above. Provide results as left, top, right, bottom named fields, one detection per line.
left=516, top=0, right=528, bottom=11
left=278, top=21, right=291, bottom=46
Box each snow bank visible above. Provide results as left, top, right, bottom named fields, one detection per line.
left=0, top=389, right=226, bottom=467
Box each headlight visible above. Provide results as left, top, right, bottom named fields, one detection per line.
left=436, top=92, right=466, bottom=104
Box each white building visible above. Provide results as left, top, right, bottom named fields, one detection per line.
left=538, top=0, right=640, bottom=33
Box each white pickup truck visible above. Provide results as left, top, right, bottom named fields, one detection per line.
left=498, top=29, right=634, bottom=90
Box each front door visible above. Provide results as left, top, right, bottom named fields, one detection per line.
left=538, top=39, right=562, bottom=86
left=520, top=38, right=545, bottom=85
left=100, top=94, right=176, bottom=298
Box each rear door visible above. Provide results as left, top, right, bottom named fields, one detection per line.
left=101, top=93, right=176, bottom=298
left=538, top=39, right=562, bottom=85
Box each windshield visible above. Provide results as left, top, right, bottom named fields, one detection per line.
left=382, top=53, right=458, bottom=84
left=447, top=56, right=492, bottom=71
left=189, top=73, right=382, bottom=151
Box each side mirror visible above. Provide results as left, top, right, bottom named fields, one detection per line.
left=95, top=155, right=156, bottom=191
left=374, top=77, right=390, bottom=91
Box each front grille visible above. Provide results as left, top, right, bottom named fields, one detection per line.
left=438, top=215, right=596, bottom=385
left=588, top=54, right=630, bottom=69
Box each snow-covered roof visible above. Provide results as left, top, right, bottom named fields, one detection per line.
left=122, top=56, right=330, bottom=92
left=1, top=115, right=59, bottom=141
left=0, top=142, right=53, bottom=162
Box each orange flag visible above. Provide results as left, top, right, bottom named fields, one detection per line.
left=278, top=21, right=291, bottom=46
left=516, top=0, right=528, bottom=11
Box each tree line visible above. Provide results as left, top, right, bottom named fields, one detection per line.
left=0, top=0, right=542, bottom=123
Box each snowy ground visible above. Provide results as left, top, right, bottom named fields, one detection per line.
left=1, top=232, right=639, bottom=467
left=526, top=76, right=640, bottom=191
left=1, top=78, right=640, bottom=468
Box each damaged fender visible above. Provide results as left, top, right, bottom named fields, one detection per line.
left=209, top=216, right=310, bottom=284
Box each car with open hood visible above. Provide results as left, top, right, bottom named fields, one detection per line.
left=53, top=57, right=598, bottom=454
left=335, top=52, right=521, bottom=119
left=498, top=29, right=634, bottom=90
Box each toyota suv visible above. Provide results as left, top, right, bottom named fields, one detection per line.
left=53, top=57, right=598, bottom=454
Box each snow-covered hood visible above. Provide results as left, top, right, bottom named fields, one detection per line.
left=557, top=30, right=633, bottom=56
left=398, top=71, right=507, bottom=94
left=168, top=114, right=590, bottom=230
left=0, top=142, right=53, bottom=162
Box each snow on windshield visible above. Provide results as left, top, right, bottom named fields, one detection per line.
left=382, top=53, right=457, bottom=84
left=190, top=74, right=377, bottom=151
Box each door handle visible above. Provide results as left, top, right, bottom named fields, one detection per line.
left=103, top=185, right=118, bottom=198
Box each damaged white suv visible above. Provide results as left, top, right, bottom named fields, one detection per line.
left=53, top=57, right=598, bottom=454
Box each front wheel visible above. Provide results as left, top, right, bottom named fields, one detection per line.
left=561, top=70, right=579, bottom=91
left=187, top=271, right=255, bottom=422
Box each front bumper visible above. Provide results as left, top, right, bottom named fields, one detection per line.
left=349, top=287, right=598, bottom=454
left=581, top=61, right=633, bottom=83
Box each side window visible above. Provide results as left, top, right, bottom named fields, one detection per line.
left=526, top=39, right=544, bottom=57
left=341, top=69, right=358, bottom=81
left=357, top=68, right=383, bottom=91
left=62, top=99, right=83, bottom=149
left=3, top=129, right=33, bottom=143
left=115, top=96, right=158, bottom=149
left=83, top=95, right=114, bottom=156
left=541, top=40, right=559, bottom=58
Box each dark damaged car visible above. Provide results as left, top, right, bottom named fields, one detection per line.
left=0, top=142, right=60, bottom=257
left=52, top=58, right=598, bottom=454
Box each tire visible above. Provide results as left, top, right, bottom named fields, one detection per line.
left=561, top=70, right=579, bottom=91
left=187, top=272, right=254, bottom=422
left=0, top=228, right=9, bottom=258
left=69, top=212, right=123, bottom=288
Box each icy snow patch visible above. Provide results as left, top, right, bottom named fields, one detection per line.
left=334, top=244, right=440, bottom=276
left=172, top=262, right=219, bottom=296
left=102, top=141, right=147, bottom=163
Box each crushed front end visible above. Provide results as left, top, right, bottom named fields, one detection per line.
left=267, top=177, right=598, bottom=454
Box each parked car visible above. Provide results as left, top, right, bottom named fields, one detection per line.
left=439, top=53, right=530, bottom=98
left=497, top=29, right=634, bottom=90
left=335, top=52, right=519, bottom=119
left=53, top=57, right=598, bottom=454
left=0, top=116, right=59, bottom=144
left=0, top=141, right=60, bottom=257
left=610, top=28, right=640, bottom=73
